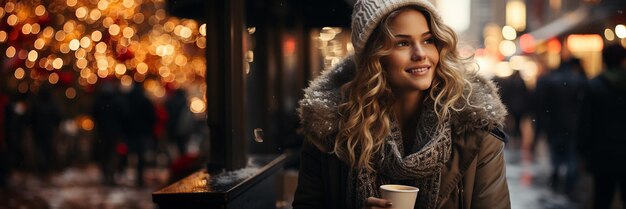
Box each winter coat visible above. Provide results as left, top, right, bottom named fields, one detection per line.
left=294, top=57, right=511, bottom=209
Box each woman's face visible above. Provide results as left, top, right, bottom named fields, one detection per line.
left=382, top=9, right=439, bottom=93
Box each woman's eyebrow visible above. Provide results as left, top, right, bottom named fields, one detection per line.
left=393, top=31, right=432, bottom=38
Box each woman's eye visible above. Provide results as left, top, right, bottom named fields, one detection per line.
left=423, top=38, right=435, bottom=45
left=395, top=41, right=409, bottom=47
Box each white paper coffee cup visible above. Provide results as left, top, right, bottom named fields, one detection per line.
left=379, top=184, right=419, bottom=209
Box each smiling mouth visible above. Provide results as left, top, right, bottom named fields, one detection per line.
left=405, top=67, right=429, bottom=74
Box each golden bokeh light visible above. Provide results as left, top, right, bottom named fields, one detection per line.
left=175, top=54, right=187, bottom=66
left=199, top=24, right=206, bottom=36
left=190, top=97, right=206, bottom=113
left=69, top=39, right=80, bottom=50
left=96, top=42, right=107, bottom=53
left=25, top=60, right=36, bottom=69
left=102, top=17, right=114, bottom=28
left=22, top=24, right=32, bottom=34
left=153, top=85, right=166, bottom=98
left=28, top=50, right=38, bottom=62
left=35, top=5, right=46, bottom=16
left=91, top=31, right=103, bottom=41
left=97, top=59, right=108, bottom=70
left=55, top=31, right=66, bottom=41
left=49, top=72, right=60, bottom=84
left=115, top=64, right=127, bottom=75
left=87, top=73, right=98, bottom=84
left=122, top=27, right=135, bottom=38
left=155, top=9, right=166, bottom=20
left=616, top=25, right=626, bottom=39
left=34, top=38, right=46, bottom=49
left=75, top=49, right=87, bottom=59
left=499, top=40, right=517, bottom=57
left=158, top=66, right=170, bottom=77
left=137, top=62, right=148, bottom=74
left=109, top=24, right=120, bottom=35
left=39, top=58, right=47, bottom=68
left=18, top=49, right=28, bottom=60
left=60, top=43, right=71, bottom=54
left=134, top=72, right=146, bottom=82
left=14, top=68, right=25, bottom=79
left=31, top=23, right=41, bottom=34
left=66, top=0, right=78, bottom=7
left=43, top=27, right=54, bottom=38
left=97, top=69, right=108, bottom=78
left=7, top=14, right=18, bottom=26
left=121, top=75, right=133, bottom=86
left=76, top=7, right=88, bottom=19
left=164, top=22, right=175, bottom=32
left=180, top=27, right=192, bottom=38
left=0, top=31, right=7, bottom=42
left=196, top=37, right=206, bottom=48
left=65, top=88, right=77, bottom=99
left=80, top=37, right=91, bottom=48
left=502, top=25, right=517, bottom=40
left=6, top=46, right=16, bottom=58
left=89, top=9, right=101, bottom=21
left=81, top=117, right=94, bottom=131
left=5, top=2, right=15, bottom=13
left=80, top=67, right=91, bottom=78
left=97, top=0, right=109, bottom=10
left=76, top=58, right=88, bottom=69
left=63, top=21, right=75, bottom=33
left=604, top=28, right=615, bottom=41
left=123, top=0, right=135, bottom=8
left=133, top=13, right=144, bottom=24
left=53, top=58, right=64, bottom=69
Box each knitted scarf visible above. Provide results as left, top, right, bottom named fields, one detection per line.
left=347, top=103, right=452, bottom=209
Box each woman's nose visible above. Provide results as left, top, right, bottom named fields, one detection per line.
left=411, top=45, right=426, bottom=61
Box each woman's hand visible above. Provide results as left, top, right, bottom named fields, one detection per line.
left=362, top=197, right=393, bottom=209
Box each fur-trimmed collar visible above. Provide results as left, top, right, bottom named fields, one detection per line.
left=298, top=56, right=507, bottom=152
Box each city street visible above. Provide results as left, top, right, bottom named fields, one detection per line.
left=2, top=137, right=618, bottom=209
left=505, top=138, right=588, bottom=209
left=0, top=165, right=167, bottom=209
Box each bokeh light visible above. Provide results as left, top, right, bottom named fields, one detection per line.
left=1, top=0, right=207, bottom=111
left=604, top=28, right=615, bottom=41
left=615, top=24, right=626, bottom=39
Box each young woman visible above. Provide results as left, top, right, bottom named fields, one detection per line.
left=294, top=0, right=511, bottom=208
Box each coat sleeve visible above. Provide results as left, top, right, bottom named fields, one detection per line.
left=292, top=139, right=326, bottom=209
left=472, top=134, right=511, bottom=209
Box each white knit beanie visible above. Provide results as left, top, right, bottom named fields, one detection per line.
left=351, top=0, right=442, bottom=58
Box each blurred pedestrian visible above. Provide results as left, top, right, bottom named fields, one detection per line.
left=537, top=48, right=586, bottom=195
left=29, top=85, right=61, bottom=175
left=123, top=82, right=156, bottom=187
left=494, top=70, right=530, bottom=145
left=528, top=55, right=550, bottom=153
left=92, top=80, right=127, bottom=185
left=3, top=93, right=28, bottom=170
left=165, top=89, right=193, bottom=156
left=577, top=44, right=626, bottom=209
